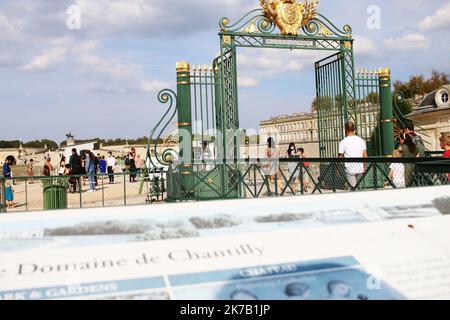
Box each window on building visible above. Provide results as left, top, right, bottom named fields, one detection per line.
left=442, top=92, right=449, bottom=104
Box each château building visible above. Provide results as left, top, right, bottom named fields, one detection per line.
left=260, top=112, right=320, bottom=157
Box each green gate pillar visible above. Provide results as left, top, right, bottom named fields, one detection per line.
left=176, top=61, right=194, bottom=194
left=379, top=67, right=395, bottom=156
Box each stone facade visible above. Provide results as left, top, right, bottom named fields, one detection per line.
left=260, top=112, right=320, bottom=157
left=407, top=85, right=450, bottom=151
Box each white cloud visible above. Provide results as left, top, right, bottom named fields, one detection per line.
left=383, top=33, right=430, bottom=51
left=20, top=35, right=169, bottom=93
left=419, top=3, right=450, bottom=32
left=22, top=47, right=67, bottom=71
left=353, top=36, right=378, bottom=57
left=238, top=49, right=318, bottom=78
left=238, top=76, right=259, bottom=88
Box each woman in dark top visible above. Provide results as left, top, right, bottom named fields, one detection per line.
left=400, top=133, right=419, bottom=187
left=129, top=153, right=137, bottom=183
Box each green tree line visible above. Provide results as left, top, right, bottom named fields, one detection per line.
left=393, top=70, right=449, bottom=99
left=0, top=137, right=164, bottom=149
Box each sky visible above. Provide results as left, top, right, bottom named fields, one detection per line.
left=0, top=0, right=449, bottom=143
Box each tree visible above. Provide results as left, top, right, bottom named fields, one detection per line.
left=394, top=70, right=449, bottom=99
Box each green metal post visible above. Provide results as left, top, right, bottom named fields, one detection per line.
left=25, top=177, right=28, bottom=212
left=379, top=68, right=395, bottom=156
left=1, top=178, right=6, bottom=213
left=123, top=173, right=127, bottom=206
left=176, top=61, right=194, bottom=194
left=102, top=174, right=105, bottom=207
left=79, top=176, right=83, bottom=209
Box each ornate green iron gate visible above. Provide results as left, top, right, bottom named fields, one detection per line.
left=147, top=0, right=395, bottom=201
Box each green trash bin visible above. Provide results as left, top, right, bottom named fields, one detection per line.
left=42, top=177, right=68, bottom=211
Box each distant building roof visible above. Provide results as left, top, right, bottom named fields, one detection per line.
left=407, top=85, right=450, bottom=118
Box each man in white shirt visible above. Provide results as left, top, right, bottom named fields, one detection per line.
left=338, top=122, right=368, bottom=189
left=106, top=152, right=117, bottom=184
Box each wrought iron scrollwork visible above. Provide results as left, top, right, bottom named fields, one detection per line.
left=146, top=89, right=179, bottom=169
left=220, top=9, right=276, bottom=34
left=302, top=14, right=352, bottom=38
left=220, top=8, right=352, bottom=40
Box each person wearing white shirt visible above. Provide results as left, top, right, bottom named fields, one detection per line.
left=106, top=152, right=117, bottom=184
left=389, top=149, right=406, bottom=188
left=338, top=122, right=368, bottom=189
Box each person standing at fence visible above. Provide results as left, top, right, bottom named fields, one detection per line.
left=399, top=133, right=419, bottom=187
left=3, top=158, right=12, bottom=178
left=4, top=179, right=15, bottom=209
left=85, top=151, right=96, bottom=192
left=338, top=122, right=368, bottom=189
left=69, top=148, right=82, bottom=192
left=27, top=159, right=34, bottom=180
left=442, top=135, right=450, bottom=182
left=262, top=137, right=283, bottom=192
left=129, top=153, right=137, bottom=183
left=388, top=149, right=406, bottom=189
left=58, top=157, right=66, bottom=176
left=405, top=122, right=426, bottom=157
left=135, top=154, right=143, bottom=175
left=298, top=148, right=310, bottom=192
left=42, top=157, right=54, bottom=176
left=99, top=156, right=107, bottom=175
left=442, top=134, right=450, bottom=157
left=286, top=143, right=299, bottom=194
left=106, top=152, right=116, bottom=184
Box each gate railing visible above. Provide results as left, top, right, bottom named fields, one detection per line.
left=2, top=158, right=449, bottom=213
left=165, top=157, right=450, bottom=201
left=1, top=171, right=166, bottom=214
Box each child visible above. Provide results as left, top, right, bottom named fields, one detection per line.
left=443, top=134, right=450, bottom=158
left=4, top=179, right=15, bottom=209
left=99, top=156, right=107, bottom=175
left=389, top=149, right=406, bottom=189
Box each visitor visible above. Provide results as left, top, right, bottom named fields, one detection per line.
left=286, top=143, right=299, bottom=194
left=43, top=157, right=54, bottom=176
left=27, top=159, right=34, bottom=181
left=338, top=122, right=368, bottom=189
left=84, top=151, right=96, bottom=192
left=99, top=156, right=107, bottom=175
left=404, top=122, right=426, bottom=157
left=441, top=134, right=450, bottom=183
left=297, top=148, right=310, bottom=192
left=106, top=152, right=116, bottom=184
left=65, top=164, right=76, bottom=193
left=80, top=152, right=87, bottom=187
left=135, top=154, right=143, bottom=176
left=95, top=153, right=101, bottom=186
left=439, top=133, right=447, bottom=151
left=388, top=149, right=406, bottom=189
left=129, top=153, right=137, bottom=183
left=261, top=137, right=283, bottom=193
left=399, top=133, right=419, bottom=187
left=443, top=134, right=450, bottom=158
left=130, top=147, right=137, bottom=159
left=4, top=179, right=15, bottom=209
left=69, top=148, right=82, bottom=193
left=58, top=158, right=66, bottom=176
left=202, top=141, right=212, bottom=171
left=3, top=157, right=12, bottom=178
